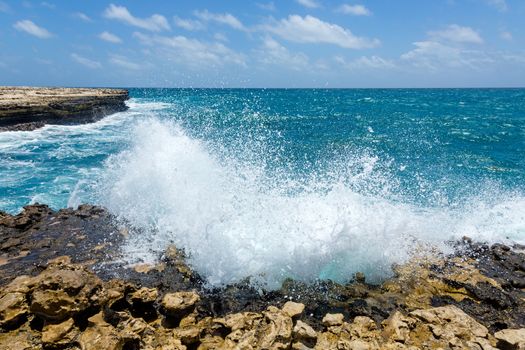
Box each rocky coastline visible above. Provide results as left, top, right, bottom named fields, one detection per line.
left=0, top=87, right=129, bottom=132
left=1, top=204, right=525, bottom=349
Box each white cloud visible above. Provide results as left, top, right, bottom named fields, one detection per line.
left=74, top=12, right=92, bottom=22
left=500, top=31, right=512, bottom=41
left=99, top=31, right=122, bottom=44
left=265, top=15, right=379, bottom=49
left=258, top=37, right=310, bottom=70
left=173, top=16, right=205, bottom=31
left=13, top=20, right=52, bottom=39
left=110, top=55, right=141, bottom=70
left=338, top=4, right=371, bottom=16
left=428, top=24, right=483, bottom=44
left=336, top=55, right=395, bottom=70
left=485, top=0, right=507, bottom=12
left=257, top=2, right=276, bottom=11
left=103, top=4, right=170, bottom=32
left=295, top=0, right=320, bottom=8
left=71, top=53, right=102, bottom=69
left=401, top=41, right=493, bottom=70
left=133, top=32, right=246, bottom=69
left=194, top=10, right=246, bottom=31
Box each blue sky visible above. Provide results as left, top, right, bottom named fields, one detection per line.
left=0, top=0, right=524, bottom=87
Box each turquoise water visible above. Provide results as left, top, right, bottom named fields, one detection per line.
left=1, top=88, right=524, bottom=287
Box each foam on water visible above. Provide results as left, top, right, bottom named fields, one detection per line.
left=97, top=118, right=525, bottom=288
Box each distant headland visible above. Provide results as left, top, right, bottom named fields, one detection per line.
left=0, top=87, right=129, bottom=132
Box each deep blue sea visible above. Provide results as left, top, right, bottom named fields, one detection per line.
left=1, top=88, right=524, bottom=287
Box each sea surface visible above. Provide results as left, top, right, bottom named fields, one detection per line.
left=1, top=88, right=525, bottom=287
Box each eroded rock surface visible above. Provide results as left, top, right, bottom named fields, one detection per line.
left=0, top=87, right=128, bottom=131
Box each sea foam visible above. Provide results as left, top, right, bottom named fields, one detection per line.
left=97, top=118, right=525, bottom=288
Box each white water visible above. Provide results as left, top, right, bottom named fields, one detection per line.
left=96, top=118, right=525, bottom=289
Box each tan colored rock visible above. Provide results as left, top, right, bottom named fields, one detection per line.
left=129, top=287, right=158, bottom=304
left=282, top=301, right=305, bottom=318
left=258, top=306, right=294, bottom=349
left=162, top=291, right=200, bottom=318
left=3, top=275, right=33, bottom=294
left=0, top=330, right=39, bottom=350
left=30, top=289, right=78, bottom=321
left=322, top=313, right=345, bottom=327
left=410, top=305, right=488, bottom=340
left=347, top=316, right=378, bottom=340
left=78, top=312, right=124, bottom=350
left=42, top=317, right=78, bottom=346
left=224, top=312, right=262, bottom=332
left=0, top=292, right=27, bottom=327
left=293, top=320, right=317, bottom=342
left=495, top=328, right=525, bottom=350
left=382, top=311, right=414, bottom=342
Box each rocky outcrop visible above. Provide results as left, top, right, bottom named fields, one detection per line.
left=1, top=204, right=525, bottom=349
left=0, top=87, right=129, bottom=131
left=1, top=260, right=524, bottom=349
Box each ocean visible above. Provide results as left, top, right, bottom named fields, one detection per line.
left=1, top=88, right=524, bottom=288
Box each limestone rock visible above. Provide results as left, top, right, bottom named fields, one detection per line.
left=0, top=292, right=27, bottom=327
left=495, top=328, right=525, bottom=350
left=322, top=313, right=344, bottom=327
left=293, top=320, right=317, bottom=342
left=282, top=301, right=305, bottom=318
left=161, top=291, right=200, bottom=318
left=42, top=318, right=78, bottom=346
left=78, top=312, right=125, bottom=350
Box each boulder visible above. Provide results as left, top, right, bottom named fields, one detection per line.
left=42, top=318, right=79, bottom=346
left=282, top=301, right=305, bottom=318
left=495, top=329, right=525, bottom=350
left=0, top=292, right=28, bottom=327
left=161, top=291, right=200, bottom=319
left=322, top=313, right=345, bottom=327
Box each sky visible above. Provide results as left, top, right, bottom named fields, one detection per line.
left=0, top=0, right=524, bottom=88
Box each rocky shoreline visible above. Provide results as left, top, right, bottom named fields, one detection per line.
left=0, top=87, right=129, bottom=131
left=1, top=204, right=525, bottom=349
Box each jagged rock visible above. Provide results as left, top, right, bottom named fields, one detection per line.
left=282, top=301, right=305, bottom=318
left=259, top=306, right=294, bottom=349
left=41, top=317, right=78, bottom=346
left=322, top=313, right=345, bottom=327
left=128, top=287, right=158, bottom=304
left=0, top=292, right=27, bottom=327
left=382, top=311, right=414, bottom=342
left=293, top=320, right=317, bottom=341
left=494, top=329, right=525, bottom=350
left=0, top=329, right=40, bottom=350
left=78, top=312, right=125, bottom=350
left=161, top=291, right=200, bottom=319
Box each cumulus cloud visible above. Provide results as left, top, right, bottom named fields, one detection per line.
left=428, top=24, right=483, bottom=44
left=103, top=4, right=170, bottom=32
left=173, top=16, right=205, bottom=31
left=258, top=37, right=310, bottom=70
left=99, top=31, right=122, bottom=44
left=71, top=53, right=102, bottom=69
left=74, top=12, right=92, bottom=22
left=194, top=10, right=246, bottom=31
left=400, top=41, right=493, bottom=70
left=133, top=32, right=246, bottom=69
left=13, top=20, right=52, bottom=39
left=265, top=15, right=379, bottom=49
left=295, top=0, right=320, bottom=8
left=110, top=55, right=141, bottom=70
left=337, top=4, right=371, bottom=16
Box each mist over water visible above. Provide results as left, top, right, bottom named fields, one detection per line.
left=1, top=89, right=525, bottom=288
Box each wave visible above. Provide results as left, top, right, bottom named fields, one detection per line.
left=94, top=117, right=525, bottom=289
